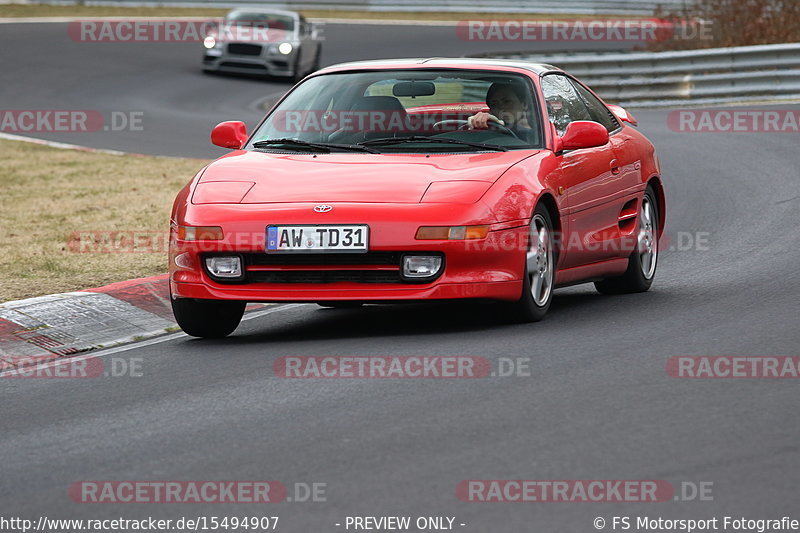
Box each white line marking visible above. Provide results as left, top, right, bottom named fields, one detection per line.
left=310, top=18, right=458, bottom=26
left=0, top=132, right=202, bottom=159
left=0, top=132, right=133, bottom=155
left=0, top=303, right=307, bottom=378
left=0, top=16, right=223, bottom=23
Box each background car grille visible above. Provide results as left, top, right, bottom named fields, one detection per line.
left=227, top=43, right=262, bottom=56
left=219, top=62, right=268, bottom=72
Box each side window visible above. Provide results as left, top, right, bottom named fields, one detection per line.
left=569, top=79, right=620, bottom=132
left=540, top=74, right=592, bottom=136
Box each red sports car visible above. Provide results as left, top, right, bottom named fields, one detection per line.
left=169, top=58, right=665, bottom=337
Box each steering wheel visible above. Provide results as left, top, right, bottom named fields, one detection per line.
left=431, top=118, right=520, bottom=139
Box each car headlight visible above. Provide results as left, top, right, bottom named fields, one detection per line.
left=205, top=256, right=243, bottom=279
left=278, top=42, right=293, bottom=55
left=203, top=36, right=216, bottom=49
left=402, top=255, right=443, bottom=280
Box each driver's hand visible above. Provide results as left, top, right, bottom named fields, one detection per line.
left=468, top=112, right=504, bottom=130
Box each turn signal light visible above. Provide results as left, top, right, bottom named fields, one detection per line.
left=415, top=225, right=489, bottom=240
left=176, top=225, right=224, bottom=241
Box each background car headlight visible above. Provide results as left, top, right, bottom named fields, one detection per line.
left=205, top=256, right=242, bottom=279
left=278, top=42, right=293, bottom=55
left=402, top=255, right=443, bottom=279
left=203, top=36, right=216, bottom=49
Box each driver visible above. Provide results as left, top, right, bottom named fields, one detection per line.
left=468, top=82, right=533, bottom=136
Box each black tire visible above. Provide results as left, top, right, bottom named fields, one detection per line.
left=310, top=48, right=321, bottom=73
left=507, top=203, right=556, bottom=323
left=317, top=302, right=363, bottom=309
left=291, top=54, right=305, bottom=83
left=595, top=184, right=659, bottom=295
left=171, top=297, right=246, bottom=338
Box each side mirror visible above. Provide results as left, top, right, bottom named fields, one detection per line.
left=607, top=104, right=638, bottom=126
left=211, top=121, right=248, bottom=149
left=559, top=121, right=609, bottom=151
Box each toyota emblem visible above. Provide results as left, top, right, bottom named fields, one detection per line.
left=313, top=205, right=333, bottom=213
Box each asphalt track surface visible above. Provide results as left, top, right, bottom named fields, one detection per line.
left=2, top=19, right=800, bottom=533
left=0, top=20, right=627, bottom=157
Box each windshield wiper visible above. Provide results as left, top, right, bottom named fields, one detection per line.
left=359, top=136, right=508, bottom=152
left=251, top=139, right=379, bottom=154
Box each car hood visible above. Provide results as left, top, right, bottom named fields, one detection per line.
left=196, top=149, right=538, bottom=204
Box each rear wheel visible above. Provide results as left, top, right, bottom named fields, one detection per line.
left=171, top=297, right=246, bottom=338
left=508, top=203, right=555, bottom=322
left=595, top=185, right=659, bottom=294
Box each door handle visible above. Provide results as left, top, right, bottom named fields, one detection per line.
left=610, top=159, right=621, bottom=175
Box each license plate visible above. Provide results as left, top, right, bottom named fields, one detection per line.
left=266, top=225, right=369, bottom=252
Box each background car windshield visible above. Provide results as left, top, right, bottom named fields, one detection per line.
left=249, top=70, right=543, bottom=150
left=225, top=12, right=295, bottom=30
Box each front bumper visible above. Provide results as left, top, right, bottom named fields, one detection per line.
left=202, top=45, right=296, bottom=77
left=170, top=221, right=528, bottom=303
left=171, top=279, right=523, bottom=302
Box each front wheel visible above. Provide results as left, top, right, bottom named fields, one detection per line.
left=508, top=203, right=555, bottom=322
left=171, top=297, right=246, bottom=338
left=310, top=48, right=321, bottom=72
left=290, top=54, right=306, bottom=83
left=595, top=185, right=659, bottom=294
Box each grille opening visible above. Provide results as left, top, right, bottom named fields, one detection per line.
left=203, top=252, right=443, bottom=285
left=227, top=43, right=262, bottom=56
left=220, top=62, right=267, bottom=71
left=247, top=270, right=402, bottom=284
left=248, top=251, right=401, bottom=266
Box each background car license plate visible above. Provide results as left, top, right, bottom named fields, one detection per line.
left=266, top=225, right=369, bottom=252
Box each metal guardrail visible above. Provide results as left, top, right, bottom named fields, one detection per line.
left=38, top=0, right=682, bottom=14
left=362, top=0, right=681, bottom=14
left=482, top=43, right=800, bottom=107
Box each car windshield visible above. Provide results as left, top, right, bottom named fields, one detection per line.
left=225, top=12, right=295, bottom=31
left=248, top=69, right=544, bottom=152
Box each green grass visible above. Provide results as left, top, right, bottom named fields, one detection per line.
left=0, top=138, right=207, bottom=302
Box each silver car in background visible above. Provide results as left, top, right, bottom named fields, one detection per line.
left=202, top=8, right=322, bottom=81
